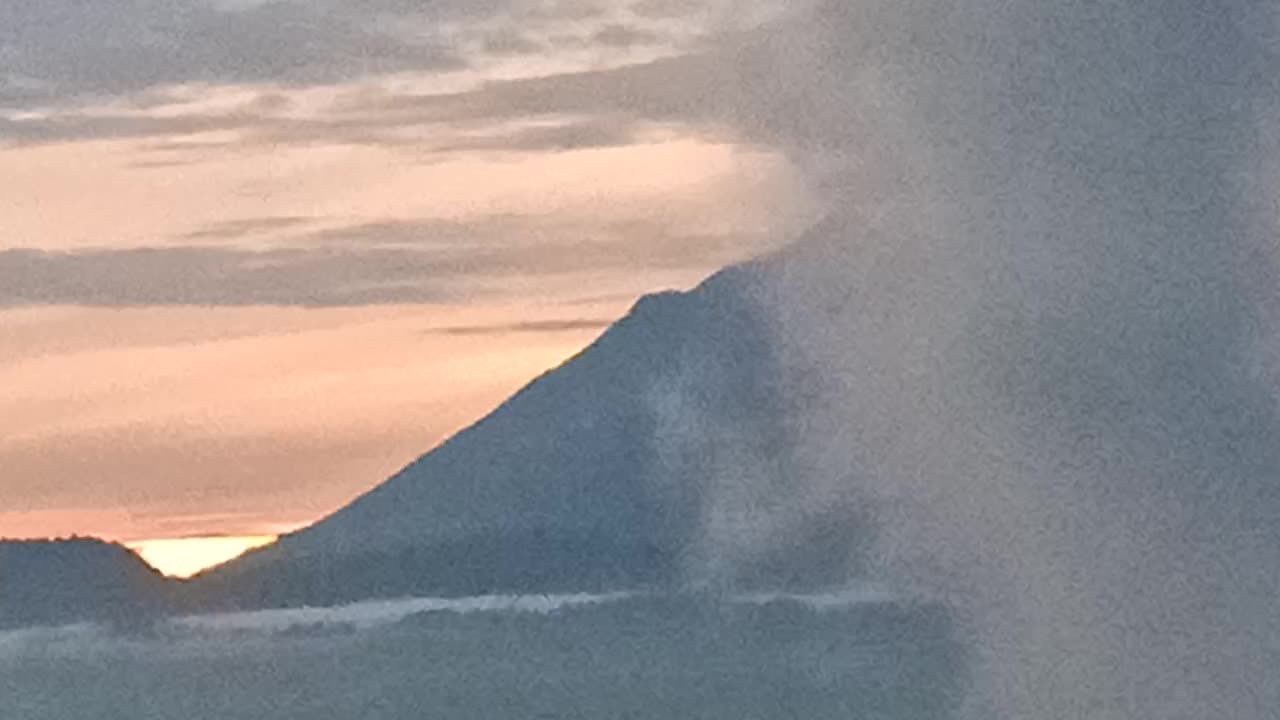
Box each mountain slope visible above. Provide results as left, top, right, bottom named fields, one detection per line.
left=189, top=250, right=860, bottom=610
left=0, top=537, right=172, bottom=629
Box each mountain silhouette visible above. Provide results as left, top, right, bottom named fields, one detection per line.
left=0, top=537, right=172, bottom=629
left=186, top=238, right=861, bottom=611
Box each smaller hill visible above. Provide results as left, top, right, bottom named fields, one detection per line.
left=0, top=537, right=174, bottom=630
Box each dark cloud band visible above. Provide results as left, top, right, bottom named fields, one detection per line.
left=0, top=219, right=766, bottom=307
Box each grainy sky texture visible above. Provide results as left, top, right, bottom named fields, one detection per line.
left=0, top=0, right=819, bottom=545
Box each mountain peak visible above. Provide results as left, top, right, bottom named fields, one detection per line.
left=185, top=236, right=853, bottom=611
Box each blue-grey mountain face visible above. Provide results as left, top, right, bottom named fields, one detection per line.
left=0, top=538, right=171, bottom=629
left=190, top=253, right=862, bottom=610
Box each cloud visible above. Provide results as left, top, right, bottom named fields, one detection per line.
left=0, top=0, right=706, bottom=113
left=0, top=0, right=757, bottom=150
left=0, top=246, right=454, bottom=307
left=0, top=110, right=253, bottom=146
left=0, top=91, right=661, bottom=153
left=0, top=1, right=466, bottom=107
left=305, top=23, right=848, bottom=156
left=0, top=2, right=812, bottom=311
left=627, top=0, right=692, bottom=20
left=363, top=52, right=743, bottom=132
left=0, top=218, right=772, bottom=307
left=427, top=117, right=649, bottom=154
left=428, top=319, right=614, bottom=336
left=182, top=217, right=315, bottom=242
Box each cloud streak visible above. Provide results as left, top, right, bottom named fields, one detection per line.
left=0, top=0, right=756, bottom=151
left=428, top=319, right=614, bottom=336
left=0, top=0, right=494, bottom=107
left=0, top=217, right=776, bottom=306
left=0, top=0, right=698, bottom=110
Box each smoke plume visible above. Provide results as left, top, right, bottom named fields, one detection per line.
left=699, top=2, right=1280, bottom=716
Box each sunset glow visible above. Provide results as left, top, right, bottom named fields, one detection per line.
left=128, top=535, right=279, bottom=578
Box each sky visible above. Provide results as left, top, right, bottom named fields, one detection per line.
left=0, top=0, right=823, bottom=571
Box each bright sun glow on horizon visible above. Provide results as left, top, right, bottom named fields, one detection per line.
left=127, top=535, right=279, bottom=578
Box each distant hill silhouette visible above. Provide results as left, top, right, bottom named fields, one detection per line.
left=0, top=537, right=173, bottom=630
left=187, top=241, right=862, bottom=612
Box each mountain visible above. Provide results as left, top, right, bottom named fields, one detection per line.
left=0, top=537, right=173, bottom=630
left=187, top=240, right=861, bottom=611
